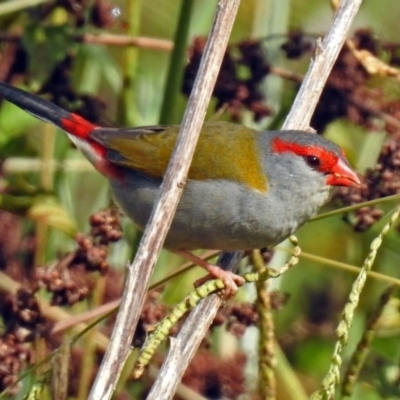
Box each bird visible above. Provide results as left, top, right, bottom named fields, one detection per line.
left=0, top=81, right=360, bottom=295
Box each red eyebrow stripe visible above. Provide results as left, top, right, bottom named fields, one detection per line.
left=271, top=137, right=339, bottom=172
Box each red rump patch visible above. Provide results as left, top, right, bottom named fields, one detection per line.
left=272, top=137, right=338, bottom=173
left=61, top=114, right=106, bottom=157
left=61, top=113, right=97, bottom=139
left=60, top=114, right=124, bottom=180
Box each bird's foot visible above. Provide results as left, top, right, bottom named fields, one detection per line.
left=194, top=268, right=245, bottom=298
left=174, top=250, right=244, bottom=298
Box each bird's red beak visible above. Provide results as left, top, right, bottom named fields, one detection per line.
left=326, top=157, right=361, bottom=187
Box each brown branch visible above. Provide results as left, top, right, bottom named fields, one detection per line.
left=81, top=33, right=173, bottom=51
left=269, top=66, right=304, bottom=83
left=87, top=1, right=241, bottom=399
left=0, top=32, right=173, bottom=51
left=0, top=0, right=50, bottom=15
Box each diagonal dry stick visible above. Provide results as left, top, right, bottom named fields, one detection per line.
left=88, top=1, right=241, bottom=399
left=149, top=0, right=363, bottom=399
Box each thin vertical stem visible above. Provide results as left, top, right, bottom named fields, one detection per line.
left=159, top=0, right=194, bottom=124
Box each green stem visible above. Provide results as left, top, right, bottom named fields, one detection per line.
left=252, top=250, right=276, bottom=400
left=118, top=0, right=142, bottom=126
left=275, top=345, right=308, bottom=400
left=0, top=0, right=50, bottom=15
left=159, top=0, right=194, bottom=124
left=35, top=123, right=55, bottom=266
left=298, top=251, right=400, bottom=287
left=312, top=193, right=400, bottom=221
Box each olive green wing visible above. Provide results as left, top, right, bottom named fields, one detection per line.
left=90, top=121, right=268, bottom=192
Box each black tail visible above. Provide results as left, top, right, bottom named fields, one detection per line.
left=0, top=81, right=71, bottom=129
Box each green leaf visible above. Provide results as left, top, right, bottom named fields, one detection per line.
left=73, top=44, right=122, bottom=94
left=0, top=99, right=40, bottom=147
left=28, top=196, right=78, bottom=236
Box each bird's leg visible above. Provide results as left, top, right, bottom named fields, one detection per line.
left=173, top=250, right=245, bottom=297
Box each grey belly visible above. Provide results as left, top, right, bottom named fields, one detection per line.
left=110, top=172, right=286, bottom=250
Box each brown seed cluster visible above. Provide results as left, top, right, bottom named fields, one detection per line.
left=183, top=350, right=247, bottom=399
left=1, top=289, right=47, bottom=338
left=89, top=209, right=123, bottom=244
left=0, top=333, right=32, bottom=395
left=281, top=30, right=313, bottom=59
left=183, top=38, right=272, bottom=121
left=36, top=261, right=92, bottom=306
left=0, top=289, right=48, bottom=394
left=0, top=208, right=124, bottom=393
left=74, top=207, right=123, bottom=274
left=311, top=35, right=372, bottom=132
left=36, top=208, right=122, bottom=305
left=336, top=134, right=400, bottom=230
left=213, top=302, right=258, bottom=338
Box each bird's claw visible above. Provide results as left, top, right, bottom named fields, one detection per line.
left=194, top=266, right=245, bottom=299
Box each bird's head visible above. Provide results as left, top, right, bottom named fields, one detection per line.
left=259, top=131, right=360, bottom=214
left=269, top=131, right=360, bottom=188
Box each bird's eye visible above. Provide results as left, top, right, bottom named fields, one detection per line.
left=304, top=155, right=320, bottom=169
